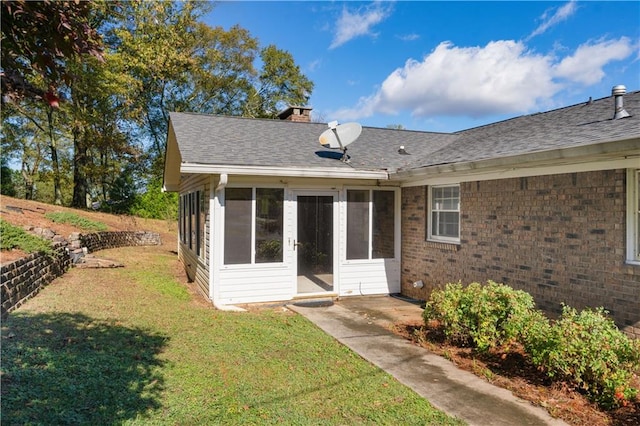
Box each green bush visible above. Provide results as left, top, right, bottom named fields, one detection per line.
left=0, top=219, right=53, bottom=255
left=44, top=212, right=108, bottom=232
left=130, top=179, right=178, bottom=221
left=532, top=305, right=640, bottom=409
left=424, top=281, right=538, bottom=352
left=425, top=281, right=640, bottom=409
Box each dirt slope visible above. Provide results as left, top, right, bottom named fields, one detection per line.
left=0, top=195, right=177, bottom=265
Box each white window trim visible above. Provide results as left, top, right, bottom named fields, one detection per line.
left=222, top=185, right=285, bottom=266
left=428, top=184, right=461, bottom=244
left=626, top=168, right=640, bottom=265
left=345, top=188, right=399, bottom=261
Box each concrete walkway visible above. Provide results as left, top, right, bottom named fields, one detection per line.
left=287, top=295, right=568, bottom=426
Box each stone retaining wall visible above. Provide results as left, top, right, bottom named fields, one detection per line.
left=80, top=231, right=161, bottom=253
left=1, top=231, right=161, bottom=317
left=1, top=242, right=71, bottom=316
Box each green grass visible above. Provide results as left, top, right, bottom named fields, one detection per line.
left=0, top=219, right=53, bottom=254
left=44, top=211, right=108, bottom=232
left=1, top=246, right=463, bottom=425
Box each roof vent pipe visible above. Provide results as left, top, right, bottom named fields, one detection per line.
left=612, top=85, right=630, bottom=119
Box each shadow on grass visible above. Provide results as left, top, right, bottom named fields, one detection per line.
left=1, top=312, right=168, bottom=425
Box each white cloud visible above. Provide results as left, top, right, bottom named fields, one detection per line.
left=332, top=37, right=635, bottom=122
left=397, top=33, right=420, bottom=42
left=329, top=2, right=393, bottom=49
left=333, top=40, right=558, bottom=121
left=307, top=59, right=322, bottom=73
left=527, top=1, right=578, bottom=40
left=553, top=37, right=634, bottom=84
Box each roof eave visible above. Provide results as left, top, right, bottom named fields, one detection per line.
left=179, top=163, right=390, bottom=180
left=392, top=137, right=640, bottom=185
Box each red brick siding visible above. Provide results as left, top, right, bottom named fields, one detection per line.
left=401, top=169, right=640, bottom=337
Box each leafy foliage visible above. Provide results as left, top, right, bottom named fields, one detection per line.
left=44, top=212, right=107, bottom=232
left=0, top=219, right=52, bottom=254
left=2, top=1, right=314, bottom=214
left=529, top=305, right=640, bottom=409
left=1, top=0, right=106, bottom=102
left=424, top=281, right=640, bottom=409
left=424, top=281, right=537, bottom=352
left=130, top=179, right=178, bottom=221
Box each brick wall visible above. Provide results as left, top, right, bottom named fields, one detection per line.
left=401, top=169, right=640, bottom=337
left=1, top=231, right=161, bottom=317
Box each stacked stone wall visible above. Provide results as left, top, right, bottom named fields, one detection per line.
left=1, top=231, right=161, bottom=317
left=401, top=169, right=640, bottom=338
left=1, top=242, right=71, bottom=316
left=80, top=231, right=161, bottom=253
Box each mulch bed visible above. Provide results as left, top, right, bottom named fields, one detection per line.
left=391, top=320, right=640, bottom=426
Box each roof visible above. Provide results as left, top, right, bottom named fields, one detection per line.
left=400, top=90, right=640, bottom=170
left=164, top=89, right=640, bottom=188
left=168, top=112, right=455, bottom=172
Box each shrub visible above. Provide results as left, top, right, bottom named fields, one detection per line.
left=0, top=219, right=53, bottom=255
left=44, top=212, right=108, bottom=232
left=424, top=281, right=640, bottom=409
left=424, top=281, right=538, bottom=352
left=532, top=305, right=640, bottom=409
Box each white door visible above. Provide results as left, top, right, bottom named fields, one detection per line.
left=293, top=191, right=338, bottom=296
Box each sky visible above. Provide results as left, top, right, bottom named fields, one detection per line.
left=204, top=1, right=640, bottom=132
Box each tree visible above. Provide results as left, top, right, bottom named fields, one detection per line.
left=244, top=45, right=314, bottom=118
left=1, top=0, right=105, bottom=104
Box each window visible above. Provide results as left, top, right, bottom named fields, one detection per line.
left=199, top=190, right=206, bottom=259
left=347, top=189, right=396, bottom=260
left=347, top=190, right=369, bottom=259
left=627, top=169, right=640, bottom=264
left=224, top=187, right=284, bottom=265
left=428, top=185, right=460, bottom=242
left=179, top=190, right=204, bottom=256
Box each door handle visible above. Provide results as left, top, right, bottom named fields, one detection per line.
left=293, top=240, right=302, bottom=250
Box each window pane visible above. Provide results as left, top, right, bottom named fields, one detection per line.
left=255, top=188, right=284, bottom=263
left=372, top=191, right=394, bottom=259
left=430, top=185, right=460, bottom=240
left=224, top=188, right=252, bottom=264
left=432, top=211, right=459, bottom=238
left=199, top=191, right=206, bottom=258
left=347, top=190, right=369, bottom=259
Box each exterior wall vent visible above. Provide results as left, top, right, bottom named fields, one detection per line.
left=612, top=85, right=630, bottom=120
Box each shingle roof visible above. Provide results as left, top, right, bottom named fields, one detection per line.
left=399, top=90, right=640, bottom=170
left=168, top=90, right=640, bottom=175
left=169, top=112, right=455, bottom=173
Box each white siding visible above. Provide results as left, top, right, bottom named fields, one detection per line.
left=178, top=175, right=211, bottom=299
left=203, top=174, right=403, bottom=306
left=338, top=259, right=401, bottom=296
left=217, top=265, right=293, bottom=304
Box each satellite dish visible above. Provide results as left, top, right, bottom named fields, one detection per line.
left=319, top=122, right=362, bottom=149
left=318, top=121, right=362, bottom=163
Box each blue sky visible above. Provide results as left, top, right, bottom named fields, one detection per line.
left=204, top=1, right=640, bottom=132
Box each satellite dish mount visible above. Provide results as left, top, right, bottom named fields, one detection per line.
left=328, top=121, right=349, bottom=162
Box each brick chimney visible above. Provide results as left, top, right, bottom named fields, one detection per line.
left=277, top=106, right=312, bottom=122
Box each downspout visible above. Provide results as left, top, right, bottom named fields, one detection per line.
left=215, top=173, right=228, bottom=192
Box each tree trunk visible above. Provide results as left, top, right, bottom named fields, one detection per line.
left=47, top=109, right=63, bottom=205
left=71, top=129, right=90, bottom=208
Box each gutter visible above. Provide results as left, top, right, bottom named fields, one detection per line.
left=180, top=163, right=389, bottom=180
left=392, top=137, right=640, bottom=185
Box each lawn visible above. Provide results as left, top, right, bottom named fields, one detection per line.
left=1, top=244, right=463, bottom=425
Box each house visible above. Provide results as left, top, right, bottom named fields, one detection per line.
left=163, top=87, right=640, bottom=336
